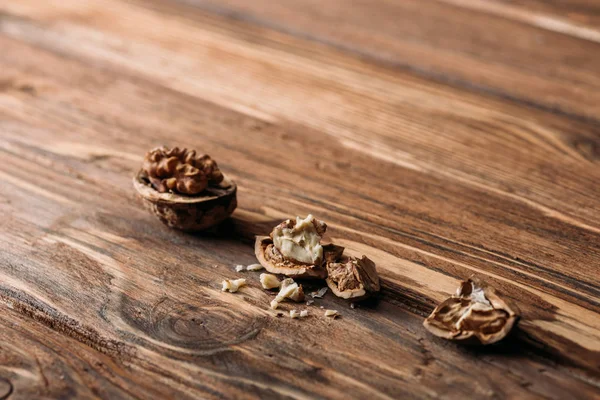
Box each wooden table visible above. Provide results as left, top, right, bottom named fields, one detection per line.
left=1, top=0, right=599, bottom=398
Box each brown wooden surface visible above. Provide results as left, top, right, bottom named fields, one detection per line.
left=1, top=0, right=599, bottom=398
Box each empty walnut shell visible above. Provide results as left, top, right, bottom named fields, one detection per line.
left=133, top=169, right=237, bottom=232
left=326, top=255, right=380, bottom=300
left=254, top=236, right=344, bottom=279
left=423, top=278, right=520, bottom=345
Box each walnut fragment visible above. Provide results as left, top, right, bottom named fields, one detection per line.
left=142, top=146, right=223, bottom=195
left=290, top=310, right=309, bottom=319
left=246, top=263, right=264, bottom=271
left=260, top=273, right=281, bottom=290
left=326, top=255, right=380, bottom=300
left=270, top=278, right=305, bottom=309
left=255, top=215, right=344, bottom=279
left=221, top=278, right=247, bottom=293
left=133, top=146, right=237, bottom=231
left=423, top=279, right=520, bottom=345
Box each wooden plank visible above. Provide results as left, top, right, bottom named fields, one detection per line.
left=0, top=0, right=599, bottom=398
left=125, top=0, right=600, bottom=120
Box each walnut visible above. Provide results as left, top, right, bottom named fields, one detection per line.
left=141, top=146, right=223, bottom=195
left=326, top=255, right=380, bottom=300
left=255, top=215, right=344, bottom=279
left=423, top=278, right=520, bottom=345
left=133, top=146, right=236, bottom=231
left=324, top=309, right=339, bottom=318
left=221, top=278, right=247, bottom=293
left=270, top=278, right=305, bottom=309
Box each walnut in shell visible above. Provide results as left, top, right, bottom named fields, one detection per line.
left=423, top=278, right=520, bottom=345
left=133, top=146, right=237, bottom=231
left=326, top=255, right=380, bottom=300
left=255, top=215, right=343, bottom=279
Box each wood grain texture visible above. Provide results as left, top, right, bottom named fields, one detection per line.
left=0, top=0, right=599, bottom=398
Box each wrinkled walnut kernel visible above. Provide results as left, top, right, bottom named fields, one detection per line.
left=142, top=146, right=223, bottom=195
left=423, top=278, right=519, bottom=345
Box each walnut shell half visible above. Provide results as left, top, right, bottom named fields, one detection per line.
left=254, top=236, right=344, bottom=279
left=326, top=255, right=380, bottom=300
left=133, top=169, right=237, bottom=231
left=423, top=278, right=520, bottom=345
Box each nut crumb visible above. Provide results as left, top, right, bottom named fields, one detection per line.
left=306, top=300, right=314, bottom=306
left=324, top=309, right=339, bottom=318
left=350, top=303, right=355, bottom=309
left=326, top=255, right=380, bottom=300
left=270, top=278, right=305, bottom=309
left=246, top=263, right=264, bottom=271
left=221, top=278, right=247, bottom=293
left=260, top=273, right=281, bottom=290
left=320, top=306, right=324, bottom=309
left=290, top=309, right=308, bottom=319
left=235, top=265, right=245, bottom=272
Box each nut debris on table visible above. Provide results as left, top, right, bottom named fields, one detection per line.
left=254, top=215, right=381, bottom=302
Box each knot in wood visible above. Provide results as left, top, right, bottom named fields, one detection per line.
left=122, top=297, right=264, bottom=354
left=0, top=377, right=13, bottom=400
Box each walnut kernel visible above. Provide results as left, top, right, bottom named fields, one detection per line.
left=255, top=216, right=341, bottom=279
left=271, top=215, right=327, bottom=264
left=260, top=273, right=281, bottom=290
left=142, top=146, right=223, bottom=195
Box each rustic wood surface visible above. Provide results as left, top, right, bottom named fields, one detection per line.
left=1, top=0, right=599, bottom=398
